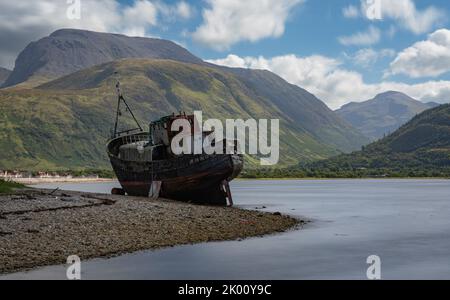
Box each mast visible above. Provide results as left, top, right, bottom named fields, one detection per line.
left=112, top=72, right=143, bottom=138
left=113, top=75, right=122, bottom=138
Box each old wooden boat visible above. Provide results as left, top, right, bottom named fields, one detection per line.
left=106, top=82, right=243, bottom=206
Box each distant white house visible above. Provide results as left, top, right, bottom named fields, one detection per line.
left=0, top=170, right=26, bottom=179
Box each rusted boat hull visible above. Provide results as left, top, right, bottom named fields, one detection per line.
left=107, top=133, right=244, bottom=206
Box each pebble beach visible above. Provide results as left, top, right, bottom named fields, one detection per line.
left=0, top=188, right=300, bottom=275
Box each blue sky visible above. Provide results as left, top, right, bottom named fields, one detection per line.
left=134, top=0, right=447, bottom=72
left=117, top=0, right=450, bottom=108
left=1, top=0, right=450, bottom=108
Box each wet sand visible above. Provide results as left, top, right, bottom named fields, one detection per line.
left=0, top=189, right=300, bottom=275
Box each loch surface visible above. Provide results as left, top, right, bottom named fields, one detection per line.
left=3, top=179, right=450, bottom=280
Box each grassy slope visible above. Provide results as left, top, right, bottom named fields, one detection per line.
left=304, top=104, right=450, bottom=176
left=225, top=68, right=369, bottom=154
left=0, top=59, right=351, bottom=170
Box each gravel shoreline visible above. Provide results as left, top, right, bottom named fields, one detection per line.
left=10, top=178, right=114, bottom=185
left=0, top=189, right=301, bottom=275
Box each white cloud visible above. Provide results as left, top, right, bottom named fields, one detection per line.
left=122, top=1, right=158, bottom=37
left=350, top=48, right=395, bottom=68
left=343, top=5, right=360, bottom=18
left=176, top=1, right=193, bottom=19
left=387, top=28, right=450, bottom=79
left=156, top=1, right=194, bottom=21
left=362, top=0, right=445, bottom=34
left=338, top=26, right=381, bottom=46
left=208, top=54, right=450, bottom=109
left=340, top=0, right=443, bottom=47
left=0, top=0, right=194, bottom=69
left=192, top=0, right=303, bottom=50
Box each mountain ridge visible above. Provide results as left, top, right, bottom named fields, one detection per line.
left=336, top=91, right=439, bottom=141
left=2, top=29, right=203, bottom=88
left=0, top=67, right=11, bottom=86
left=307, top=103, right=450, bottom=176
left=0, top=29, right=368, bottom=170
left=0, top=58, right=366, bottom=170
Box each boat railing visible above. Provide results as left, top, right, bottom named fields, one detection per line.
left=120, top=133, right=150, bottom=146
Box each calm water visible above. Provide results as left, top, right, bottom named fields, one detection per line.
left=3, top=179, right=450, bottom=280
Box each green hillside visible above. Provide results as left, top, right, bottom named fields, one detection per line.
left=303, top=104, right=450, bottom=177
left=0, top=59, right=366, bottom=170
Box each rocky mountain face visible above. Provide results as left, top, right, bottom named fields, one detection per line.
left=0, top=29, right=369, bottom=170
left=0, top=67, right=11, bottom=86
left=336, top=91, right=439, bottom=141
left=2, top=29, right=203, bottom=88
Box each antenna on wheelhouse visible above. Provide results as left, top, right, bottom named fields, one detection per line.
left=112, top=72, right=143, bottom=138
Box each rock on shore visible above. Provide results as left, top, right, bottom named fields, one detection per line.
left=0, top=189, right=299, bottom=274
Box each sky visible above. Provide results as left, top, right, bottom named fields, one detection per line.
left=0, top=0, right=450, bottom=109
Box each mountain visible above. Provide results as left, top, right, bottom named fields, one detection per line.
left=0, top=58, right=367, bottom=170
left=0, top=28, right=367, bottom=153
left=0, top=29, right=368, bottom=170
left=0, top=67, right=11, bottom=86
left=2, top=29, right=203, bottom=88
left=307, top=104, right=450, bottom=176
left=220, top=68, right=369, bottom=153
left=336, top=91, right=439, bottom=141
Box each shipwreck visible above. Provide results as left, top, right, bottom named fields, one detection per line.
left=106, top=81, right=243, bottom=206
